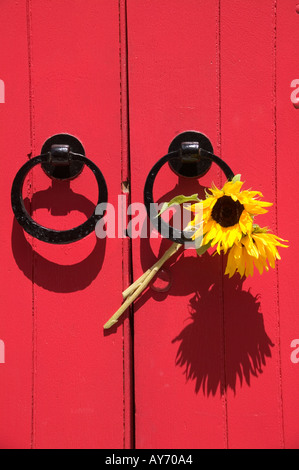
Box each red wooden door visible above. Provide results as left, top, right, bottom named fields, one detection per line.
left=0, top=0, right=298, bottom=449
left=0, top=0, right=130, bottom=449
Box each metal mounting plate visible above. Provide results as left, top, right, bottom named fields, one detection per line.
left=168, top=131, right=213, bottom=178
left=41, top=133, right=85, bottom=181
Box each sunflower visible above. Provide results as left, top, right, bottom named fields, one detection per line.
left=190, top=177, right=273, bottom=254
left=225, top=226, right=288, bottom=278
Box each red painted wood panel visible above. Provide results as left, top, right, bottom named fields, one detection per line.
left=0, top=0, right=129, bottom=449
left=1, top=0, right=298, bottom=449
left=28, top=0, right=126, bottom=449
left=127, top=0, right=228, bottom=449
left=0, top=1, right=33, bottom=449
left=276, top=1, right=299, bottom=449
left=127, top=0, right=298, bottom=449
left=220, top=0, right=283, bottom=449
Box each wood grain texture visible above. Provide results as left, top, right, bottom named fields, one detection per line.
left=127, top=0, right=298, bottom=448
left=28, top=0, right=125, bottom=449
left=220, top=0, right=283, bottom=449
left=1, top=0, right=298, bottom=449
left=0, top=1, right=33, bottom=449
left=119, top=0, right=135, bottom=450
left=127, top=0, right=228, bottom=449
left=276, top=0, right=299, bottom=450
left=0, top=0, right=128, bottom=449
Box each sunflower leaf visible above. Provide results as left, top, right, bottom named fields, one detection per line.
left=252, top=224, right=269, bottom=233
left=196, top=240, right=212, bottom=256
left=156, top=194, right=200, bottom=218
left=231, top=174, right=241, bottom=183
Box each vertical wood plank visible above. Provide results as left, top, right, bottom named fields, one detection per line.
left=220, top=0, right=283, bottom=448
left=276, top=0, right=299, bottom=449
left=119, top=0, right=135, bottom=449
left=127, top=0, right=228, bottom=449
left=27, top=0, right=125, bottom=448
left=0, top=1, right=33, bottom=449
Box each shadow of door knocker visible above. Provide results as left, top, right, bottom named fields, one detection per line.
left=11, top=133, right=108, bottom=244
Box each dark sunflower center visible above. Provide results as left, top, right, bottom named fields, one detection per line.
left=211, top=195, right=244, bottom=227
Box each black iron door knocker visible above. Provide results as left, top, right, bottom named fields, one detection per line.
left=11, top=134, right=108, bottom=244
left=143, top=131, right=235, bottom=244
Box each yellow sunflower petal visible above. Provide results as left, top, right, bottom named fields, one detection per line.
left=225, top=246, right=238, bottom=278
left=239, top=211, right=253, bottom=234
left=242, top=235, right=259, bottom=258
left=222, top=180, right=244, bottom=195
left=253, top=255, right=266, bottom=275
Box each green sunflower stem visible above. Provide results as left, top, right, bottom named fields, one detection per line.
left=103, top=242, right=182, bottom=330
left=122, top=268, right=153, bottom=300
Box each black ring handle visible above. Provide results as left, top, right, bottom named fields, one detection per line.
left=144, top=142, right=235, bottom=244
left=11, top=151, right=108, bottom=244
